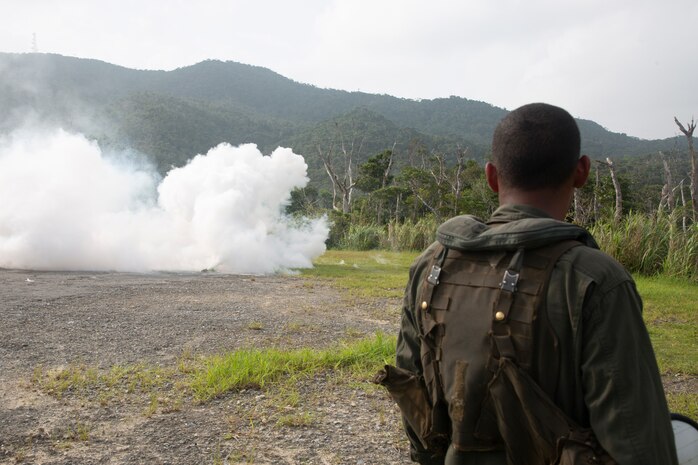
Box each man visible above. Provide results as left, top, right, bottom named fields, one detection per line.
left=388, top=103, right=677, bottom=465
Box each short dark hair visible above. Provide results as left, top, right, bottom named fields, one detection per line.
left=491, top=103, right=580, bottom=190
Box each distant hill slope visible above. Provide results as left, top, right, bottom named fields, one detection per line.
left=0, top=52, right=687, bottom=181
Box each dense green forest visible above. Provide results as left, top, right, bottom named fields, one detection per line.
left=0, top=53, right=687, bottom=174
left=1, top=53, right=696, bottom=279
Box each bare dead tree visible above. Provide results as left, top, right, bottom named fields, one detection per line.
left=674, top=116, right=697, bottom=221
left=658, top=152, right=675, bottom=213
left=374, top=142, right=397, bottom=223
left=679, top=179, right=688, bottom=231
left=593, top=163, right=601, bottom=222
left=662, top=157, right=674, bottom=211
left=317, top=144, right=340, bottom=211
left=448, top=146, right=469, bottom=216
left=406, top=175, right=441, bottom=220
left=409, top=151, right=447, bottom=218
left=596, top=158, right=623, bottom=223
left=407, top=139, right=428, bottom=170
left=573, top=187, right=583, bottom=223
left=317, top=121, right=365, bottom=213
left=381, top=142, right=397, bottom=190
left=422, top=148, right=470, bottom=217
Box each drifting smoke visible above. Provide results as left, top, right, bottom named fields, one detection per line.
left=0, top=129, right=328, bottom=273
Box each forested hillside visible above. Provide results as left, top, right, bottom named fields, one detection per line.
left=2, top=52, right=696, bottom=281
left=0, top=52, right=686, bottom=180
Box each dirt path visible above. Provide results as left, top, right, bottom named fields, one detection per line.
left=0, top=269, right=409, bottom=464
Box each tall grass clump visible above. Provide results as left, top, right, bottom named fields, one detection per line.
left=340, top=223, right=384, bottom=250
left=589, top=211, right=697, bottom=281
left=590, top=212, right=668, bottom=275
left=387, top=217, right=438, bottom=251
left=663, top=221, right=698, bottom=280
left=336, top=218, right=439, bottom=252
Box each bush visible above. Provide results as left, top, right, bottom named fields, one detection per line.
left=386, top=217, right=438, bottom=251
left=326, top=210, right=351, bottom=249
left=340, top=224, right=384, bottom=250
left=663, top=221, right=698, bottom=280
left=327, top=214, right=439, bottom=252
left=589, top=212, right=697, bottom=281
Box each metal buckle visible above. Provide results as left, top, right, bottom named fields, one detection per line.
left=427, top=265, right=442, bottom=286
left=500, top=270, right=519, bottom=292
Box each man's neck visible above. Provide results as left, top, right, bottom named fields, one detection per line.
left=497, top=188, right=573, bottom=221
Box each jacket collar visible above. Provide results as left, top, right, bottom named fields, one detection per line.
left=436, top=204, right=598, bottom=252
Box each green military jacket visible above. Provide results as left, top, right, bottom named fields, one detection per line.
left=396, top=205, right=678, bottom=465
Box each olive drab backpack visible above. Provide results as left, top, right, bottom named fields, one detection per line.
left=377, top=239, right=618, bottom=465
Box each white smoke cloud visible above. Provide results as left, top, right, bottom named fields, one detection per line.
left=0, top=128, right=328, bottom=273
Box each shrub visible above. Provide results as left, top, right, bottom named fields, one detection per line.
left=589, top=212, right=697, bottom=281
left=387, top=217, right=438, bottom=251
left=340, top=224, right=384, bottom=250
left=663, top=221, right=698, bottom=280
left=326, top=210, right=351, bottom=249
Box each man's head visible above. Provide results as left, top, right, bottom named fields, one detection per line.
left=490, top=103, right=581, bottom=191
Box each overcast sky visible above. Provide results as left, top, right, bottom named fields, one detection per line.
left=1, top=0, right=696, bottom=140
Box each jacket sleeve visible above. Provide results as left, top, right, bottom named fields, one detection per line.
left=580, top=279, right=678, bottom=465
left=395, top=246, right=446, bottom=465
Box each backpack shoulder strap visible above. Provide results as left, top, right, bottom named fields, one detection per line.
left=490, top=240, right=581, bottom=364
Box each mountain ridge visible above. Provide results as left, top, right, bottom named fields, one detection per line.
left=0, top=52, right=687, bottom=181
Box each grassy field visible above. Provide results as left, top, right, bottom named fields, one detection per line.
left=298, top=250, right=417, bottom=299
left=301, top=250, right=698, bottom=417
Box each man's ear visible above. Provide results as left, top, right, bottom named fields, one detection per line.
left=485, top=162, right=499, bottom=193
left=573, top=155, right=591, bottom=188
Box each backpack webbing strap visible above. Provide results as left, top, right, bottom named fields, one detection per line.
left=491, top=247, right=525, bottom=359
left=415, top=244, right=452, bottom=449
left=490, top=240, right=581, bottom=363
left=420, top=245, right=448, bottom=316
left=417, top=244, right=448, bottom=346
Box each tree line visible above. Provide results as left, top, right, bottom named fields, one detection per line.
left=289, top=116, right=698, bottom=281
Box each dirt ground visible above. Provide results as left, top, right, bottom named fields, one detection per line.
left=0, top=268, right=410, bottom=465
left=1, top=268, right=694, bottom=465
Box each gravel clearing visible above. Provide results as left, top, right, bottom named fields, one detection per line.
left=0, top=268, right=409, bottom=464
left=1, top=268, right=693, bottom=465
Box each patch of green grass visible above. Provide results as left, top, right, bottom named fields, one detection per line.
left=247, top=321, right=264, bottom=331
left=32, top=362, right=178, bottom=401
left=299, top=250, right=418, bottom=298
left=283, top=321, right=319, bottom=334
left=143, top=393, right=159, bottom=417
left=31, top=334, right=395, bottom=410
left=49, top=420, right=91, bottom=450
left=190, top=333, right=395, bottom=401
left=226, top=449, right=257, bottom=464
left=74, top=422, right=90, bottom=442
left=635, top=275, right=698, bottom=375
left=275, top=411, right=315, bottom=427
left=666, top=392, right=698, bottom=419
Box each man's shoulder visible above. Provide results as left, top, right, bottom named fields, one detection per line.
left=405, top=242, right=441, bottom=294
left=410, top=241, right=441, bottom=270
left=557, top=243, right=634, bottom=293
